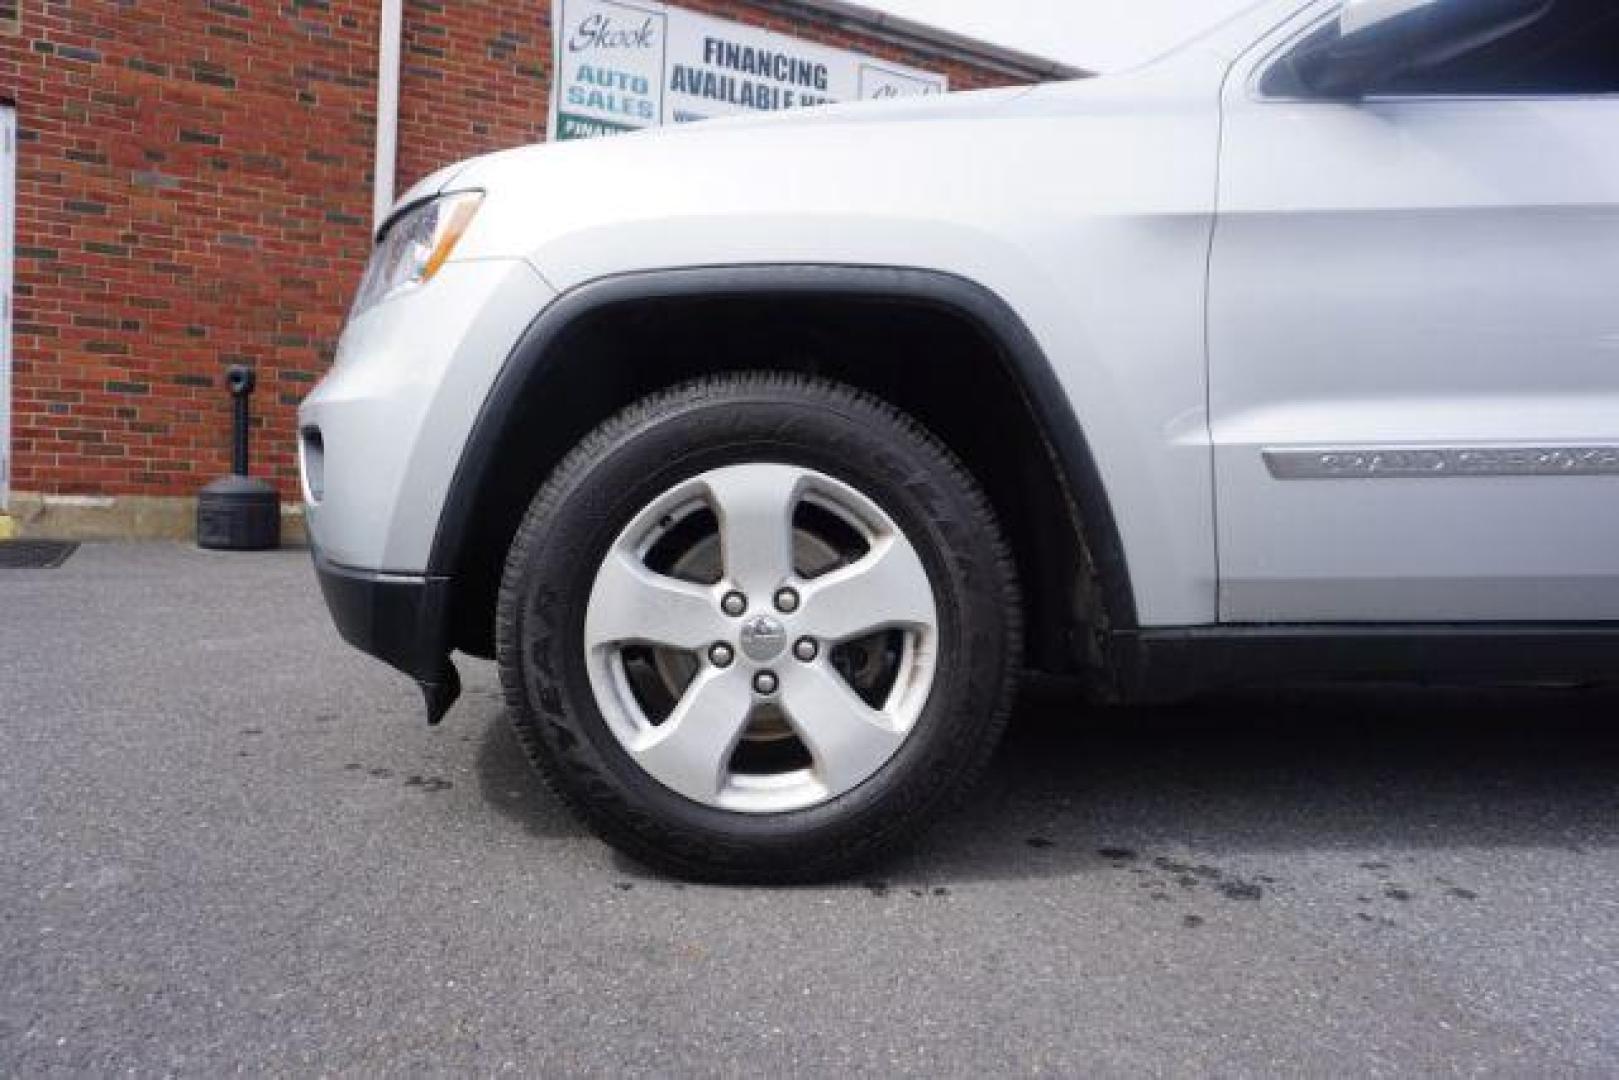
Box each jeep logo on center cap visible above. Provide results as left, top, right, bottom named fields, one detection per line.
left=738, top=614, right=787, bottom=661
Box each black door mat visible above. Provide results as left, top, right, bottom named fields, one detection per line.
left=0, top=540, right=80, bottom=569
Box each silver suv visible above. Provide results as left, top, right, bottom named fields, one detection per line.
left=301, top=0, right=1619, bottom=879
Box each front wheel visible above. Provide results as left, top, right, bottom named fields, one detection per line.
left=496, top=373, right=1021, bottom=882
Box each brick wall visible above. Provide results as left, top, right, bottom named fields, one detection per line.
left=396, top=1, right=550, bottom=194
left=1, top=2, right=1023, bottom=505
left=2, top=0, right=379, bottom=501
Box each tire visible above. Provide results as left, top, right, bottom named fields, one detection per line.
left=496, top=372, right=1021, bottom=882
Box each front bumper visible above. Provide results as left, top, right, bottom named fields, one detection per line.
left=296, top=258, right=555, bottom=572
left=298, top=258, right=553, bottom=724
left=312, top=546, right=461, bottom=723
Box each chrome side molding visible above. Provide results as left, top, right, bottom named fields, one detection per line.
left=1264, top=445, right=1619, bottom=480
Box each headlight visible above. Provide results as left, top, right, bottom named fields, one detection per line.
left=348, top=191, right=484, bottom=320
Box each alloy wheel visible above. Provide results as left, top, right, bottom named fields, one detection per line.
left=583, top=462, right=940, bottom=813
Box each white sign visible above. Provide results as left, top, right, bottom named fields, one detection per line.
left=550, top=0, right=948, bottom=141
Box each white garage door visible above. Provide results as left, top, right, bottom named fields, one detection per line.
left=1, top=106, right=13, bottom=508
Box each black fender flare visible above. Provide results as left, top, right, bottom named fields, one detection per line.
left=428, top=264, right=1139, bottom=635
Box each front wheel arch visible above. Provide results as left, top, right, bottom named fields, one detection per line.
left=430, top=266, right=1137, bottom=682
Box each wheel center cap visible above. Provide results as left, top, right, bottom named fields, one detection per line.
left=738, top=614, right=788, bottom=662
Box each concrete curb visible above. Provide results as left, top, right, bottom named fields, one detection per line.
left=3, top=492, right=308, bottom=545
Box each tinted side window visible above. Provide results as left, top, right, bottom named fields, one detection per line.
left=1376, top=0, right=1619, bottom=95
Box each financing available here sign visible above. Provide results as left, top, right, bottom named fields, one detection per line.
left=549, top=0, right=948, bottom=141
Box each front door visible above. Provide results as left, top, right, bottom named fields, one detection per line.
left=1209, top=0, right=1619, bottom=622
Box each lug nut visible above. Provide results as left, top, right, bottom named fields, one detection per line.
left=774, top=587, right=800, bottom=614
left=721, top=591, right=748, bottom=617
left=793, top=637, right=819, bottom=663
left=753, top=671, right=779, bottom=696
left=709, top=643, right=734, bottom=668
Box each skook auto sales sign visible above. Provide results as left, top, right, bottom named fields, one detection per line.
left=550, top=0, right=948, bottom=141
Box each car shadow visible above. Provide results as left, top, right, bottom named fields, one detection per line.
left=474, top=681, right=1619, bottom=885
left=473, top=696, right=594, bottom=841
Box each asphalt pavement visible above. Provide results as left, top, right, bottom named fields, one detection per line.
left=3, top=543, right=1617, bottom=1076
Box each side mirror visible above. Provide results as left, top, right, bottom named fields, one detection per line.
left=1279, top=0, right=1551, bottom=99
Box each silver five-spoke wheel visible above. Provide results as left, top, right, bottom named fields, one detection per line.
left=584, top=463, right=939, bottom=813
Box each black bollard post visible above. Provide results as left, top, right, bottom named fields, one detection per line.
left=196, top=364, right=282, bottom=551
left=229, top=365, right=252, bottom=476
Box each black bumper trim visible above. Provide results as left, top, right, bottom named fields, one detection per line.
left=311, top=548, right=462, bottom=724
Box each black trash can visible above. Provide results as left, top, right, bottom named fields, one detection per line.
left=198, top=473, right=281, bottom=551
left=196, top=364, right=281, bottom=551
